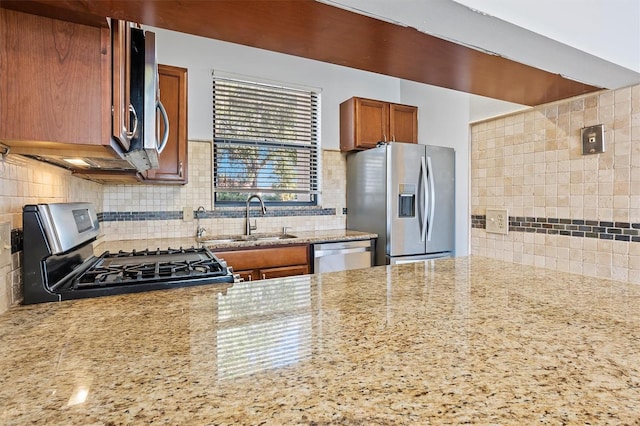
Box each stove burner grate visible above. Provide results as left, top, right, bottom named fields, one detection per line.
left=107, top=246, right=204, bottom=258
left=71, top=247, right=230, bottom=289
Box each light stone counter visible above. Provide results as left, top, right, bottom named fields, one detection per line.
left=1, top=256, right=639, bottom=424
left=95, top=229, right=376, bottom=253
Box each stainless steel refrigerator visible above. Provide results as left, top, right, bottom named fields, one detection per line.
left=346, top=142, right=455, bottom=265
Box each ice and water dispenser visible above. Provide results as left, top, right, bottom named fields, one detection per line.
left=398, top=184, right=416, bottom=218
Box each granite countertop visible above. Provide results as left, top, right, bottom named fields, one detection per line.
left=95, top=229, right=377, bottom=253
left=1, top=256, right=639, bottom=424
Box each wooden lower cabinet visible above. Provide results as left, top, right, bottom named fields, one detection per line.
left=215, top=244, right=310, bottom=282
left=261, top=265, right=309, bottom=279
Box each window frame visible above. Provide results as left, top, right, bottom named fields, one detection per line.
left=212, top=73, right=320, bottom=207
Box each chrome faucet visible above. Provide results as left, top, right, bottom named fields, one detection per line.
left=245, top=194, right=267, bottom=236
left=195, top=206, right=206, bottom=238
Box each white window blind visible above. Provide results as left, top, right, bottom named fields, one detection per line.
left=213, top=76, right=319, bottom=204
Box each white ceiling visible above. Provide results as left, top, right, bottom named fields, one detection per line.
left=456, top=0, right=640, bottom=73
left=320, top=0, right=640, bottom=90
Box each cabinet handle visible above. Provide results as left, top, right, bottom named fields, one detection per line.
left=178, top=161, right=183, bottom=178
left=127, top=104, right=138, bottom=140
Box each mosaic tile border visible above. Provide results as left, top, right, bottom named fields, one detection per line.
left=11, top=208, right=336, bottom=252
left=472, top=215, right=640, bottom=242
left=101, top=207, right=336, bottom=222
left=101, top=211, right=183, bottom=222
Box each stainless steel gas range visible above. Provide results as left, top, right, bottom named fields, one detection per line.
left=22, top=203, right=235, bottom=304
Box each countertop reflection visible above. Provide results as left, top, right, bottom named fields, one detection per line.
left=1, top=257, right=639, bottom=424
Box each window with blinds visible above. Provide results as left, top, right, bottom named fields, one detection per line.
left=213, top=76, right=319, bottom=205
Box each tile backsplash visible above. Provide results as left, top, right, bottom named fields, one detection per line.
left=471, top=84, right=640, bottom=284
left=101, top=142, right=347, bottom=240
left=0, top=155, right=103, bottom=312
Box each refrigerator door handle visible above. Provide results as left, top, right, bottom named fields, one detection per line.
left=426, top=156, right=435, bottom=241
left=420, top=156, right=428, bottom=242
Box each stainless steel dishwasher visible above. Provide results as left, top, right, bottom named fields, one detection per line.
left=313, top=239, right=373, bottom=273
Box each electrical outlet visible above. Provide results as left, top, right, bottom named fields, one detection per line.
left=182, top=206, right=193, bottom=222
left=486, top=208, right=509, bottom=235
left=0, top=222, right=10, bottom=268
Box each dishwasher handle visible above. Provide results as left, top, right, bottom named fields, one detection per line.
left=313, top=240, right=372, bottom=255
left=314, top=246, right=371, bottom=257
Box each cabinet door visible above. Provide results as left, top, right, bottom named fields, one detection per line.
left=214, top=245, right=310, bottom=281
left=0, top=9, right=110, bottom=149
left=340, top=97, right=388, bottom=152
left=355, top=98, right=388, bottom=149
left=259, top=265, right=309, bottom=280
left=389, top=103, right=418, bottom=143
left=234, top=269, right=257, bottom=282
left=144, top=64, right=188, bottom=183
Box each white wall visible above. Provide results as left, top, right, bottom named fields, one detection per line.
left=152, top=27, right=400, bottom=148
left=150, top=26, right=515, bottom=256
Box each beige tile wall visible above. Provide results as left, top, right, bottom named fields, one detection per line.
left=102, top=141, right=346, bottom=240
left=471, top=84, right=640, bottom=284
left=0, top=155, right=103, bottom=312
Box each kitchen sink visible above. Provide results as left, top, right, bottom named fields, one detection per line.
left=198, top=233, right=297, bottom=245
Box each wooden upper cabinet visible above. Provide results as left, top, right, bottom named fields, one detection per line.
left=340, top=97, right=417, bottom=152
left=389, top=103, right=418, bottom=144
left=347, top=98, right=387, bottom=150
left=143, top=64, right=188, bottom=184
left=0, top=8, right=115, bottom=156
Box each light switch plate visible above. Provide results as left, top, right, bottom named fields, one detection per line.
left=581, top=124, right=605, bottom=155
left=0, top=222, right=10, bottom=268
left=486, top=209, right=509, bottom=235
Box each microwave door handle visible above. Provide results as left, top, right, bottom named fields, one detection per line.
left=156, top=99, right=170, bottom=153
left=420, top=156, right=428, bottom=242
left=426, top=156, right=435, bottom=241
left=126, top=104, right=138, bottom=141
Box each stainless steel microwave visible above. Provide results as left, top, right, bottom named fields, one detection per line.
left=124, top=27, right=169, bottom=171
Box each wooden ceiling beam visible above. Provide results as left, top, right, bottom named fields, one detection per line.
left=0, top=0, right=601, bottom=105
